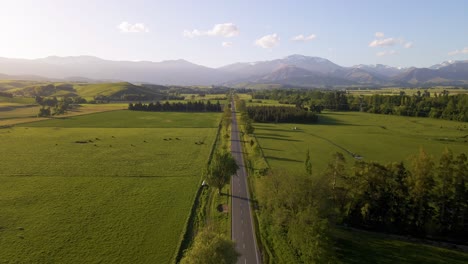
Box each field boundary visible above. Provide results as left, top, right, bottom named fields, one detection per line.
left=251, top=133, right=271, bottom=169
left=173, top=118, right=223, bottom=263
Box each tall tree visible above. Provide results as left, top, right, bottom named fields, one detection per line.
left=206, top=151, right=239, bottom=194
left=180, top=228, right=239, bottom=264
left=305, top=148, right=312, bottom=176
left=435, top=148, right=455, bottom=232
left=408, top=148, right=435, bottom=234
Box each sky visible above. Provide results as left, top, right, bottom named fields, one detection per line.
left=0, top=0, right=467, bottom=68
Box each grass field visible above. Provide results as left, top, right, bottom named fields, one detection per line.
left=347, top=87, right=468, bottom=96
left=0, top=104, right=127, bottom=126
left=0, top=104, right=39, bottom=119
left=253, top=111, right=468, bottom=173
left=249, top=110, right=468, bottom=263
left=334, top=227, right=468, bottom=264
left=0, top=110, right=220, bottom=263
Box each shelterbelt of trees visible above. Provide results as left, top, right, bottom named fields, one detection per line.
left=246, top=105, right=319, bottom=123
left=256, top=148, right=468, bottom=262
left=331, top=148, right=468, bottom=241
left=251, top=89, right=468, bottom=122
left=128, top=100, right=222, bottom=112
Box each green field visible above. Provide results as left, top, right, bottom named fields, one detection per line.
left=254, top=111, right=468, bottom=173
left=0, top=104, right=39, bottom=119
left=250, top=110, right=468, bottom=263
left=0, top=110, right=220, bottom=263
left=334, top=227, right=468, bottom=264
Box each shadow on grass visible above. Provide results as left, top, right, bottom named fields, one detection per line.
left=333, top=227, right=468, bottom=264
left=262, top=147, right=282, bottom=151
left=265, top=156, right=302, bottom=163
left=256, top=136, right=302, bottom=142
left=316, top=114, right=355, bottom=126
left=255, top=132, right=290, bottom=138
left=254, top=127, right=294, bottom=133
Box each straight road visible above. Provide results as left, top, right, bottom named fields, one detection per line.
left=230, top=102, right=261, bottom=264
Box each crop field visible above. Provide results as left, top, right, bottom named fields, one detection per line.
left=253, top=111, right=468, bottom=173
left=0, top=110, right=220, bottom=263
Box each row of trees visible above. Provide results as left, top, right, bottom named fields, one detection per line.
left=256, top=170, right=335, bottom=263
left=328, top=148, right=468, bottom=240
left=251, top=89, right=468, bottom=122
left=235, top=99, right=255, bottom=134
left=246, top=105, right=319, bottom=123
left=128, top=100, right=222, bottom=112
left=0, top=91, right=13, bottom=98
left=351, top=93, right=468, bottom=121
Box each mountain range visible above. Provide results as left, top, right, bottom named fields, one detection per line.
left=0, top=55, right=467, bottom=87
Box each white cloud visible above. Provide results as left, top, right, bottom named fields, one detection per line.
left=183, top=23, right=239, bottom=38
left=222, top=41, right=233, bottom=48
left=375, top=32, right=385, bottom=38
left=118, top=21, right=149, bottom=33
left=369, top=38, right=400, bottom=47
left=292, top=34, right=316, bottom=41
left=376, top=50, right=397, bottom=57
left=448, top=47, right=468, bottom=56
left=404, top=42, right=413, bottom=48
left=255, top=33, right=280, bottom=48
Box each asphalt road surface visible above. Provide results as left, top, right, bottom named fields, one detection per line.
left=230, top=102, right=261, bottom=264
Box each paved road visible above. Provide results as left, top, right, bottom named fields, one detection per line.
left=230, top=102, right=261, bottom=264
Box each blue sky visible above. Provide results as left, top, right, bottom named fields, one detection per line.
left=0, top=0, right=467, bottom=68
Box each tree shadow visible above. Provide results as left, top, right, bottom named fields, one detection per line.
left=255, top=132, right=290, bottom=138
left=254, top=127, right=293, bottom=133
left=256, top=136, right=302, bottom=142
left=226, top=193, right=259, bottom=208
left=262, top=147, right=282, bottom=151
left=266, top=156, right=302, bottom=163
left=316, top=114, right=355, bottom=126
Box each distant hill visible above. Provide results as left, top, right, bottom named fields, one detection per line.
left=1, top=55, right=468, bottom=87
left=392, top=61, right=468, bottom=85
left=8, top=81, right=165, bottom=100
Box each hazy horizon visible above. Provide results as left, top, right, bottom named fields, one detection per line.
left=1, top=0, right=467, bottom=68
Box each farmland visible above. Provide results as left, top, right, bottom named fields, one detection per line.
left=253, top=111, right=468, bottom=173
left=0, top=110, right=220, bottom=263
left=247, top=108, right=468, bottom=263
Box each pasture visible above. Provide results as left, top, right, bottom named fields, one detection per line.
left=250, top=110, right=468, bottom=262
left=0, top=110, right=220, bottom=263
left=334, top=227, right=468, bottom=264
left=253, top=111, right=468, bottom=173
left=0, top=103, right=127, bottom=126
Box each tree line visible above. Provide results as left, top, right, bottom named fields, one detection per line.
left=0, top=91, right=13, bottom=98
left=128, top=100, right=222, bottom=112
left=328, top=148, right=468, bottom=241
left=246, top=105, right=318, bottom=123
left=250, top=89, right=468, bottom=122
left=255, top=147, right=468, bottom=262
